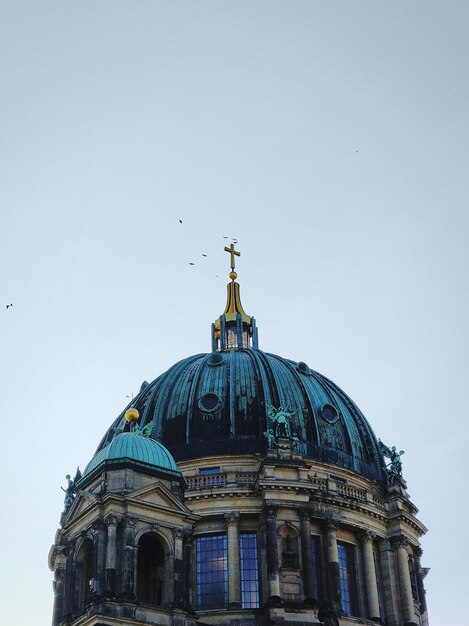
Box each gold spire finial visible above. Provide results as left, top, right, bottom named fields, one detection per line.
left=224, top=243, right=240, bottom=280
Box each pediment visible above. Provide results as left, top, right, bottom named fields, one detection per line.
left=127, top=482, right=191, bottom=515
left=63, top=488, right=98, bottom=522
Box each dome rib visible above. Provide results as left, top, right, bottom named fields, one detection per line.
left=96, top=349, right=385, bottom=481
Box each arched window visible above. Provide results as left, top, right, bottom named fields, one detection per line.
left=137, top=534, right=165, bottom=605
left=76, top=538, right=94, bottom=610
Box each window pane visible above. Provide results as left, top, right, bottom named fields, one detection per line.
left=311, top=535, right=321, bottom=602
left=338, top=542, right=358, bottom=616
left=196, top=535, right=228, bottom=610
left=240, top=533, right=260, bottom=608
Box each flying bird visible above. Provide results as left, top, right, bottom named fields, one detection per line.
left=232, top=239, right=238, bottom=243
left=179, top=219, right=183, bottom=223
left=189, top=262, right=195, bottom=266
left=6, top=303, right=13, bottom=309
left=223, top=236, right=228, bottom=239
left=202, top=254, right=207, bottom=257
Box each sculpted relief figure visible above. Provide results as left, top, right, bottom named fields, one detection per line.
left=265, top=405, right=299, bottom=447
left=378, top=440, right=405, bottom=481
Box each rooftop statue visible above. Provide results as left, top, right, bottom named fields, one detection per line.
left=265, top=405, right=300, bottom=448
left=135, top=418, right=154, bottom=437
left=61, top=467, right=81, bottom=512
left=378, top=440, right=405, bottom=481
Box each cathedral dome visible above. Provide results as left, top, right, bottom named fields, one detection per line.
left=94, top=251, right=385, bottom=482
left=83, top=431, right=181, bottom=480
left=97, top=349, right=385, bottom=482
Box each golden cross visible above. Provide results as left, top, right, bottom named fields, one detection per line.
left=224, top=243, right=240, bottom=271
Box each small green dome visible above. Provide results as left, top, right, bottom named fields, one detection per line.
left=83, top=432, right=181, bottom=479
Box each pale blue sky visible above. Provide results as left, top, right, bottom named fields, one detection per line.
left=1, top=2, right=468, bottom=624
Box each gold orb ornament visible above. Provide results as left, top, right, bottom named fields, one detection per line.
left=125, top=407, right=139, bottom=423
left=229, top=271, right=237, bottom=281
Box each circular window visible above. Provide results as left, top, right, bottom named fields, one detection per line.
left=320, top=403, right=339, bottom=424
left=198, top=392, right=221, bottom=413
left=297, top=361, right=311, bottom=375
left=207, top=353, right=224, bottom=367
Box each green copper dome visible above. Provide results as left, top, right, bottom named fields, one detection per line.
left=94, top=264, right=387, bottom=482
left=96, top=350, right=386, bottom=482
left=83, top=432, right=181, bottom=480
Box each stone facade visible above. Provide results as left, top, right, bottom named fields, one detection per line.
left=50, top=440, right=429, bottom=626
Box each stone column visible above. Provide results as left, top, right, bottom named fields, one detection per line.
left=105, top=515, right=119, bottom=595
left=52, top=567, right=65, bottom=626
left=413, top=547, right=427, bottom=613
left=166, top=549, right=175, bottom=606
left=95, top=521, right=107, bottom=598
left=299, top=510, right=315, bottom=604
left=326, top=520, right=341, bottom=615
left=183, top=530, right=193, bottom=610
left=172, top=528, right=184, bottom=608
left=392, top=535, right=417, bottom=626
left=265, top=507, right=281, bottom=605
left=225, top=512, right=242, bottom=609
left=122, top=518, right=137, bottom=599
left=359, top=530, right=381, bottom=622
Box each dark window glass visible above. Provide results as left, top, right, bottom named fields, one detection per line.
left=240, top=533, right=260, bottom=608
left=338, top=542, right=358, bottom=616
left=137, top=534, right=165, bottom=605
left=311, top=535, right=322, bottom=602
left=196, top=535, right=228, bottom=610
left=199, top=467, right=221, bottom=475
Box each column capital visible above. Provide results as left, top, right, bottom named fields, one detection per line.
left=357, top=529, right=375, bottom=543
left=326, top=519, right=339, bottom=533
left=391, top=534, right=410, bottom=550
left=224, top=511, right=240, bottom=527
left=172, top=527, right=184, bottom=540
left=123, top=517, right=137, bottom=529
left=413, top=546, right=423, bottom=559
left=104, top=514, right=120, bottom=527
left=264, top=506, right=278, bottom=520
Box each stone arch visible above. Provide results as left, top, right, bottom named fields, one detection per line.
left=136, top=531, right=173, bottom=606
left=74, top=536, right=94, bottom=610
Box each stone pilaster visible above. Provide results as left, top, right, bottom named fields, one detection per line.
left=52, top=567, right=65, bottom=626
left=299, top=510, right=315, bottom=604
left=326, top=520, right=341, bottom=615
left=173, top=528, right=184, bottom=608
left=392, top=535, right=417, bottom=626
left=122, top=518, right=137, bottom=599
left=95, top=521, right=107, bottom=598
left=225, top=512, right=241, bottom=609
left=359, top=530, right=381, bottom=622
left=104, top=515, right=119, bottom=595
left=265, top=507, right=281, bottom=605
left=183, top=530, right=193, bottom=610
left=413, top=546, right=427, bottom=613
